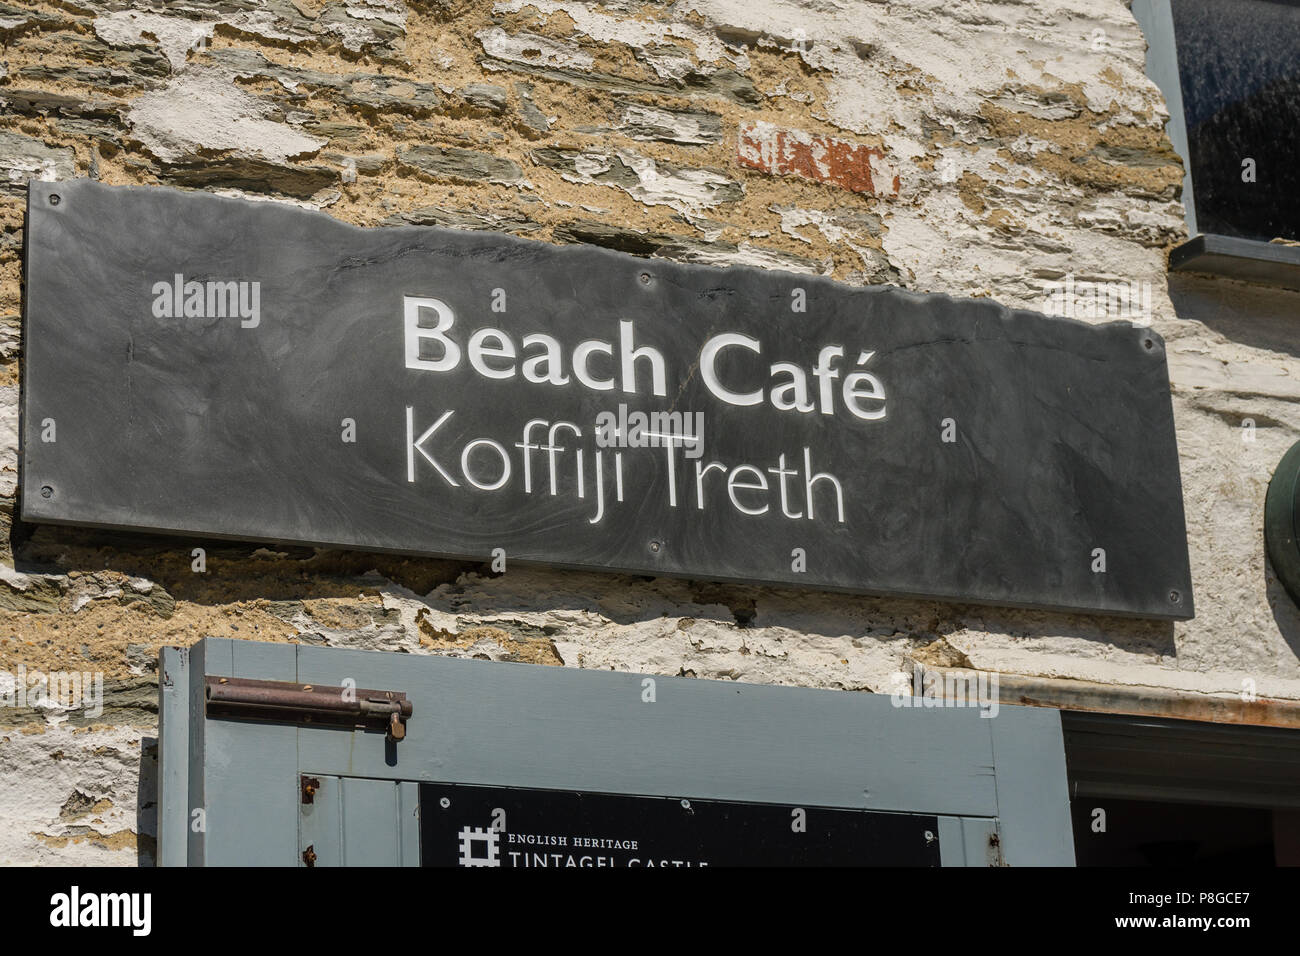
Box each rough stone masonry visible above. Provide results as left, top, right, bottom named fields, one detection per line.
left=0, top=0, right=1298, bottom=864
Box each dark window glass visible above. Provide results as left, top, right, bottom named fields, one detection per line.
left=1171, top=0, right=1300, bottom=241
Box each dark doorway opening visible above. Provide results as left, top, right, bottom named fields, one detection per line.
left=1062, top=711, right=1300, bottom=866
left=1070, top=798, right=1277, bottom=865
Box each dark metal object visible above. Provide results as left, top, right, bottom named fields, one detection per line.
left=302, top=845, right=316, bottom=867
left=21, top=179, right=1193, bottom=619
left=420, top=782, right=941, bottom=867
left=1170, top=233, right=1300, bottom=291
left=919, top=663, right=1300, bottom=730
left=1265, top=439, right=1300, bottom=609
left=205, top=676, right=411, bottom=741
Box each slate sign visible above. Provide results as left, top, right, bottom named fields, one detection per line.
left=419, top=782, right=941, bottom=867
left=20, top=180, right=1193, bottom=618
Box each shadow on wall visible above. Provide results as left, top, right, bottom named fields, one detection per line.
left=1265, top=553, right=1300, bottom=662
left=1169, top=273, right=1300, bottom=360
left=137, top=735, right=158, bottom=867
left=7, top=518, right=1179, bottom=665
left=9, top=521, right=471, bottom=604
left=1169, top=271, right=1300, bottom=664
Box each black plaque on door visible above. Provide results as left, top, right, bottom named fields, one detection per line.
left=20, top=179, right=1193, bottom=618
left=419, top=782, right=941, bottom=867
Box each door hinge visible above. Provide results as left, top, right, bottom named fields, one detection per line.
left=301, top=775, right=321, bottom=805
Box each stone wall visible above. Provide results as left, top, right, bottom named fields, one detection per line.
left=1, top=0, right=1297, bottom=864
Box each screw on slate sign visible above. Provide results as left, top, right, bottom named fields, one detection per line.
left=40, top=485, right=52, bottom=498
left=649, top=540, right=662, bottom=553
left=1143, top=337, right=1154, bottom=351
left=1169, top=589, right=1181, bottom=605
left=639, top=272, right=651, bottom=285
left=48, top=194, right=60, bottom=206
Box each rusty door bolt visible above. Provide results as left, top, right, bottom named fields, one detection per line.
left=302, top=845, right=316, bottom=867
left=387, top=711, right=406, bottom=742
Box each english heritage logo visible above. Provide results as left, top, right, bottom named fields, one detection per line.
left=151, top=274, right=261, bottom=328
left=457, top=826, right=501, bottom=867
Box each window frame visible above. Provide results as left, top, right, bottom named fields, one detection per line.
left=1132, top=0, right=1300, bottom=289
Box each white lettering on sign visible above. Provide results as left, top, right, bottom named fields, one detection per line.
left=699, top=337, right=886, bottom=419
left=400, top=295, right=882, bottom=528
left=405, top=407, right=846, bottom=525
left=402, top=296, right=887, bottom=421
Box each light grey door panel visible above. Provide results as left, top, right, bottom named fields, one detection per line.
left=159, top=638, right=1074, bottom=866
left=299, top=775, right=420, bottom=867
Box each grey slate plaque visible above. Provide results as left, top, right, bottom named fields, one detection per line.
left=20, top=180, right=1193, bottom=619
